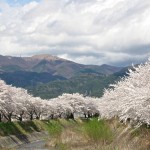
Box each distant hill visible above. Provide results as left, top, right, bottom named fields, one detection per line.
left=27, top=67, right=130, bottom=99
left=0, top=71, right=66, bottom=87
left=0, top=54, right=122, bottom=79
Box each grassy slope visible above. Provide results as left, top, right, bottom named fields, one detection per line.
left=46, top=119, right=150, bottom=150
left=0, top=120, right=62, bottom=137
left=0, top=119, right=149, bottom=150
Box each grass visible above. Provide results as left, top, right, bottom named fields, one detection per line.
left=46, top=118, right=150, bottom=150
left=46, top=118, right=114, bottom=149
left=43, top=120, right=62, bottom=137
left=0, top=122, right=24, bottom=136
left=0, top=119, right=150, bottom=150
left=0, top=120, right=62, bottom=137
left=81, top=118, right=113, bottom=144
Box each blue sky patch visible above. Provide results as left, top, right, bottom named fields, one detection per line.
left=6, top=0, right=40, bottom=6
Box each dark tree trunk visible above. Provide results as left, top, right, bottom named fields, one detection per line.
left=84, top=113, right=87, bottom=118
left=88, top=112, right=92, bottom=118
left=66, top=112, right=74, bottom=119
left=3, top=113, right=13, bottom=122
left=51, top=114, right=54, bottom=119
left=93, top=113, right=99, bottom=118
left=18, top=114, right=24, bottom=121
left=19, top=116, right=23, bottom=122
left=70, top=113, right=74, bottom=119
left=15, top=113, right=24, bottom=122
left=0, top=113, right=2, bottom=122
left=30, top=113, right=33, bottom=120
left=36, top=113, right=41, bottom=120
left=36, top=116, right=39, bottom=119
left=18, top=111, right=24, bottom=122
left=8, top=113, right=12, bottom=122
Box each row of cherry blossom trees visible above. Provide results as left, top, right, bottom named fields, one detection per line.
left=0, top=58, right=150, bottom=125
left=0, top=80, right=99, bottom=122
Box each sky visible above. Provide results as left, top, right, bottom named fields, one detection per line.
left=0, top=0, right=150, bottom=66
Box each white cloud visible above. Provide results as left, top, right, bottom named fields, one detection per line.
left=0, top=0, right=150, bottom=66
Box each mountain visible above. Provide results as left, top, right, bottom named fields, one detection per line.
left=0, top=54, right=125, bottom=98
left=0, top=54, right=122, bottom=79
left=27, top=67, right=129, bottom=99
left=0, top=71, right=66, bottom=87
left=0, top=55, right=28, bottom=71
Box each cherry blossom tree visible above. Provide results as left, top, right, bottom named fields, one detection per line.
left=98, top=59, right=150, bottom=125
left=0, top=82, right=17, bottom=122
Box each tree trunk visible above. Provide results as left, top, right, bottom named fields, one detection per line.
left=0, top=113, right=2, bottom=122
left=34, top=111, right=41, bottom=120
left=93, top=113, right=99, bottom=118
left=18, top=114, right=23, bottom=121
left=19, top=116, right=23, bottom=122
left=18, top=111, right=24, bottom=122
left=88, top=112, right=92, bottom=118
left=30, top=113, right=33, bottom=120
left=70, top=113, right=74, bottom=119
left=51, top=114, right=54, bottom=119
left=8, top=113, right=12, bottom=122
left=36, top=113, right=41, bottom=120
left=3, top=113, right=12, bottom=122
left=84, top=113, right=87, bottom=118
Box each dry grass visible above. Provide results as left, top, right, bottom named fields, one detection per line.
left=46, top=119, right=150, bottom=150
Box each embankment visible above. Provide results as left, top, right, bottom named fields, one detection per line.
left=0, top=119, right=150, bottom=150
left=0, top=120, right=59, bottom=149
left=0, top=131, right=48, bottom=149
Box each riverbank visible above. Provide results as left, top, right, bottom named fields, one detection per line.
left=0, top=120, right=61, bottom=149
left=46, top=119, right=150, bottom=150
left=0, top=119, right=150, bottom=150
left=0, top=131, right=48, bottom=149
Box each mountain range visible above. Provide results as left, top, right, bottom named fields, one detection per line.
left=0, top=54, right=126, bottom=99
left=0, top=54, right=122, bottom=78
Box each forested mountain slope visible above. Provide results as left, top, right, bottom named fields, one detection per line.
left=27, top=67, right=129, bottom=99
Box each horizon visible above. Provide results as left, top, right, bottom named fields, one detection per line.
left=0, top=53, right=143, bottom=67
left=0, top=0, right=150, bottom=66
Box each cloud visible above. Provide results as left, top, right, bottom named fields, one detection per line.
left=0, top=0, right=150, bottom=66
